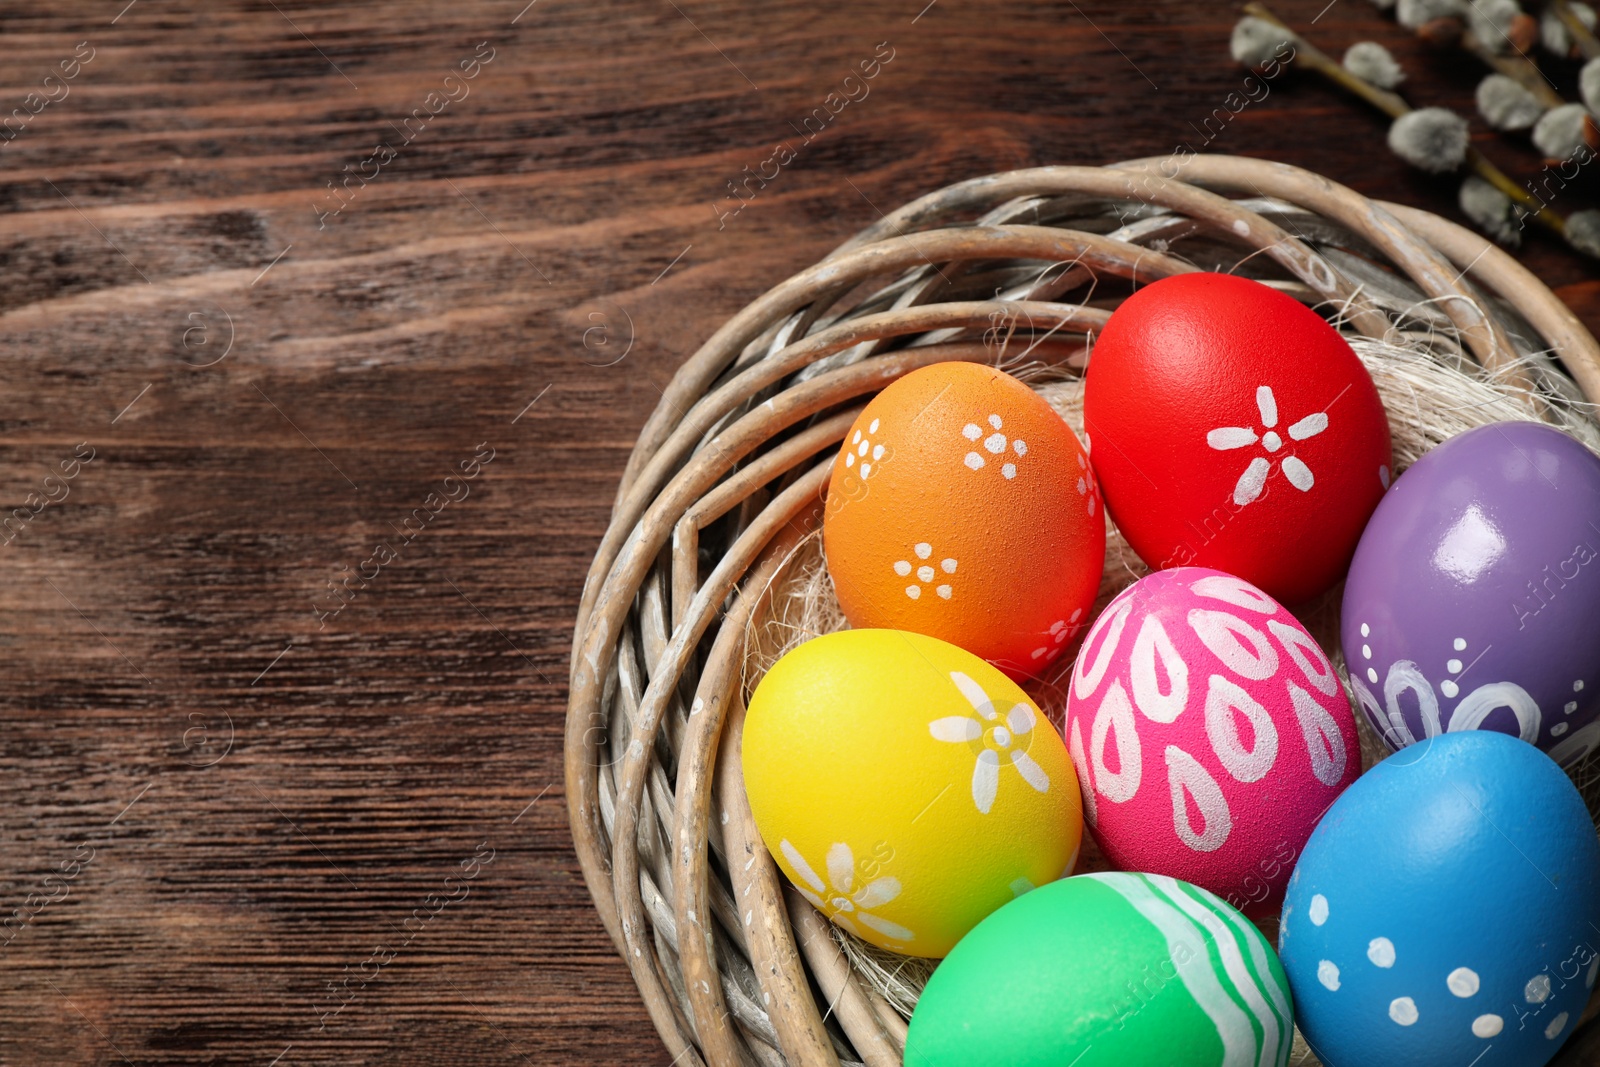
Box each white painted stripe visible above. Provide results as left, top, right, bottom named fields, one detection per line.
left=1087, top=872, right=1256, bottom=1067
left=1150, top=875, right=1283, bottom=1067
left=1200, top=883, right=1294, bottom=1067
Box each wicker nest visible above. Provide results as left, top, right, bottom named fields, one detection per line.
left=565, top=156, right=1600, bottom=1067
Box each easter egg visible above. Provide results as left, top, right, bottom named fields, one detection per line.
left=1342, top=421, right=1600, bottom=765
left=1083, top=272, right=1392, bottom=604
left=823, top=360, right=1104, bottom=677
left=1280, top=730, right=1600, bottom=1066
left=1063, top=566, right=1359, bottom=915
left=905, top=871, right=1295, bottom=1067
left=742, top=628, right=1081, bottom=957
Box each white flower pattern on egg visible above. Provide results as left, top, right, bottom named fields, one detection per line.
left=844, top=418, right=885, bottom=480
left=1075, top=449, right=1097, bottom=516
left=1206, top=385, right=1329, bottom=506
left=1030, top=608, right=1085, bottom=662
left=893, top=542, right=957, bottom=600
left=929, top=671, right=1051, bottom=814
left=780, top=839, right=914, bottom=944
left=961, top=413, right=1026, bottom=480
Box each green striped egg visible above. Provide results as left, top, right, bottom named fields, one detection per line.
left=906, top=871, right=1294, bottom=1067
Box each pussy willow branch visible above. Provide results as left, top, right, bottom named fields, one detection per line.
left=1550, top=0, right=1600, bottom=60
left=1462, top=26, right=1566, bottom=108
left=1244, top=1, right=1569, bottom=239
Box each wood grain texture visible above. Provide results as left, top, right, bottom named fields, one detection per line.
left=0, top=2, right=1595, bottom=1064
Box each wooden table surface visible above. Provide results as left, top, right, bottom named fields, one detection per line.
left=2, top=1, right=1596, bottom=1063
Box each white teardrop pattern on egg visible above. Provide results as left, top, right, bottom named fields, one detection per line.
left=1207, top=426, right=1259, bottom=450
left=1203, top=674, right=1280, bottom=784
left=1188, top=608, right=1280, bottom=681
left=1011, top=749, right=1051, bottom=793
left=1165, top=745, right=1232, bottom=853
left=1091, top=680, right=1142, bottom=804
left=1288, top=681, right=1349, bottom=787
left=1069, top=715, right=1098, bottom=827
left=1130, top=615, right=1189, bottom=724
left=1189, top=573, right=1278, bottom=614
left=1269, top=618, right=1340, bottom=698
left=1073, top=596, right=1133, bottom=701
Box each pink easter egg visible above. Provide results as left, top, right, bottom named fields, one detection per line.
left=1062, top=566, right=1359, bottom=916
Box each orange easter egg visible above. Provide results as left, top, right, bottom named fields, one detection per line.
left=823, top=361, right=1106, bottom=677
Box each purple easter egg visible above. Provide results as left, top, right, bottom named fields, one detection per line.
left=1341, top=421, right=1600, bottom=765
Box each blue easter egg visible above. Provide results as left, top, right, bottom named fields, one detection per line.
left=1280, top=731, right=1600, bottom=1066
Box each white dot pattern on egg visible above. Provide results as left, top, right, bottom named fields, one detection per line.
left=1063, top=567, right=1360, bottom=915
left=1281, top=730, right=1600, bottom=1064
left=1447, top=968, right=1479, bottom=997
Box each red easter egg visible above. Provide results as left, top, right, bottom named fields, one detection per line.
left=1083, top=273, right=1392, bottom=605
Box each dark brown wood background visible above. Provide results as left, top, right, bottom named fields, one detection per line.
left=1, top=1, right=1596, bottom=1063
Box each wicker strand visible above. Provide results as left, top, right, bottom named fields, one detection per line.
left=1377, top=200, right=1600, bottom=398
left=1113, top=155, right=1522, bottom=372
left=717, top=690, right=843, bottom=1067
left=786, top=886, right=903, bottom=1067
left=675, top=506, right=822, bottom=1066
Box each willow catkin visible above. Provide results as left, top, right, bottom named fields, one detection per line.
left=1343, top=41, right=1405, bottom=89
left=1467, top=0, right=1525, bottom=52
left=1477, top=72, right=1546, bottom=130
left=1543, top=0, right=1597, bottom=55
left=1397, top=0, right=1465, bottom=29
left=1583, top=57, right=1600, bottom=112
left=1230, top=14, right=1299, bottom=69
left=1389, top=108, right=1471, bottom=171
left=1459, top=175, right=1521, bottom=245
left=1533, top=102, right=1597, bottom=159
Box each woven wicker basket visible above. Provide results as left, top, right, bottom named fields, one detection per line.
left=565, top=156, right=1600, bottom=1067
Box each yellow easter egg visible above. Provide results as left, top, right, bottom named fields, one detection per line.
left=742, top=628, right=1083, bottom=957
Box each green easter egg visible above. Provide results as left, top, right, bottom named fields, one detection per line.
left=905, top=871, right=1294, bottom=1067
